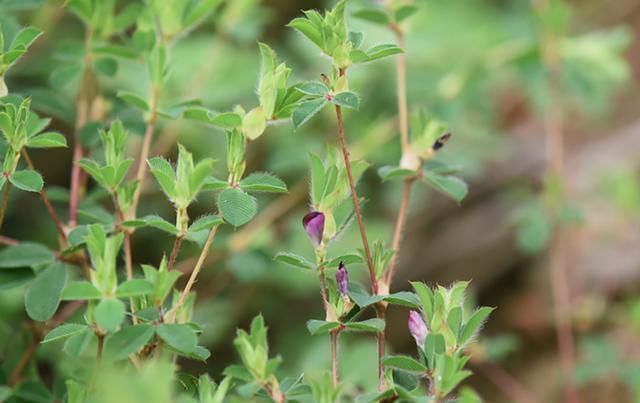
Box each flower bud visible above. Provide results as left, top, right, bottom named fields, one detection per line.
left=302, top=211, right=324, bottom=248
left=408, top=310, right=428, bottom=348
left=336, top=261, right=349, bottom=297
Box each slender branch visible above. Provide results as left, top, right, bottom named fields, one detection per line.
left=384, top=178, right=414, bottom=285
left=96, top=333, right=104, bottom=363
left=166, top=225, right=218, bottom=321
left=383, top=25, right=415, bottom=289
left=0, top=234, right=19, bottom=246
left=330, top=329, right=339, bottom=387
left=22, top=150, right=68, bottom=243
left=333, top=94, right=377, bottom=293
left=167, top=235, right=184, bottom=271
left=375, top=304, right=386, bottom=391
left=477, top=361, right=540, bottom=403
left=8, top=335, right=39, bottom=386
left=533, top=1, right=579, bottom=401
left=111, top=193, right=133, bottom=281
left=69, top=30, right=95, bottom=227
left=130, top=86, right=160, bottom=216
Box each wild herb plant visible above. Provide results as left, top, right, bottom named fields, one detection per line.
left=0, top=1, right=494, bottom=402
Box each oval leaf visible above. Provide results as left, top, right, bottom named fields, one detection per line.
left=217, top=188, right=257, bottom=227
left=10, top=170, right=44, bottom=192
left=25, top=263, right=68, bottom=321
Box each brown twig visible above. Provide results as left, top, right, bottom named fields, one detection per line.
left=533, top=1, right=579, bottom=401
left=167, top=235, right=184, bottom=271
left=69, top=30, right=96, bottom=227
left=8, top=337, right=39, bottom=386
left=0, top=234, right=19, bottom=245
left=166, top=225, right=219, bottom=322
left=333, top=73, right=376, bottom=293
left=130, top=86, right=160, bottom=216
left=22, top=150, right=68, bottom=243
left=382, top=26, right=415, bottom=289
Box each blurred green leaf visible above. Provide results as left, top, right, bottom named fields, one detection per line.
left=25, top=262, right=68, bottom=321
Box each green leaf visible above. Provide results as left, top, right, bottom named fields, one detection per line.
left=423, top=172, right=468, bottom=203
left=201, top=176, right=228, bottom=192
left=217, top=188, right=257, bottom=227
left=240, top=172, right=287, bottom=193
left=11, top=26, right=42, bottom=49
left=42, top=323, right=87, bottom=343
left=118, top=91, right=149, bottom=112
left=331, top=92, right=360, bottom=110
left=383, top=355, right=428, bottom=373
left=378, top=165, right=416, bottom=182
left=103, top=324, right=154, bottom=360
left=0, top=242, right=54, bottom=268
left=25, top=263, right=68, bottom=321
left=306, top=320, right=340, bottom=335
left=147, top=157, right=176, bottom=199
left=326, top=253, right=364, bottom=267
left=274, top=252, right=315, bottom=270
left=183, top=107, right=242, bottom=129
left=297, top=81, right=329, bottom=97
left=94, top=57, right=118, bottom=77
left=352, top=9, right=390, bottom=25
left=288, top=17, right=322, bottom=48
left=156, top=323, right=198, bottom=354
left=10, top=169, right=44, bottom=192
left=63, top=328, right=95, bottom=358
left=344, top=318, right=385, bottom=333
left=124, top=215, right=179, bottom=235
left=447, top=306, right=463, bottom=340
left=292, top=98, right=326, bottom=128
left=116, top=279, right=154, bottom=297
left=27, top=132, right=68, bottom=148
left=395, top=5, right=418, bottom=22
left=363, top=44, right=404, bottom=62
left=383, top=292, right=421, bottom=308
left=62, top=281, right=102, bottom=300
left=188, top=215, right=223, bottom=233
left=459, top=307, right=494, bottom=345
left=95, top=298, right=126, bottom=332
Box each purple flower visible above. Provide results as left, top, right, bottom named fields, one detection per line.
left=336, top=262, right=349, bottom=297
left=302, top=211, right=324, bottom=248
left=408, top=310, right=428, bottom=347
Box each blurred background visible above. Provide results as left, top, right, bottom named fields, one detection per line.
left=1, top=0, right=639, bottom=402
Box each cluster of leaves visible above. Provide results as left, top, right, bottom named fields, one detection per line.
left=379, top=282, right=493, bottom=402
left=0, top=0, right=497, bottom=402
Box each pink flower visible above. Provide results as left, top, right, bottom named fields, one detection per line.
left=408, top=310, right=428, bottom=347
left=302, top=211, right=324, bottom=248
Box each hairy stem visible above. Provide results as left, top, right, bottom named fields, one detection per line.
left=131, top=85, right=160, bottom=216
left=334, top=101, right=376, bottom=293
left=334, top=67, right=382, bottom=390
left=168, top=225, right=218, bottom=321
left=330, top=329, right=339, bottom=387
left=167, top=235, right=184, bottom=271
